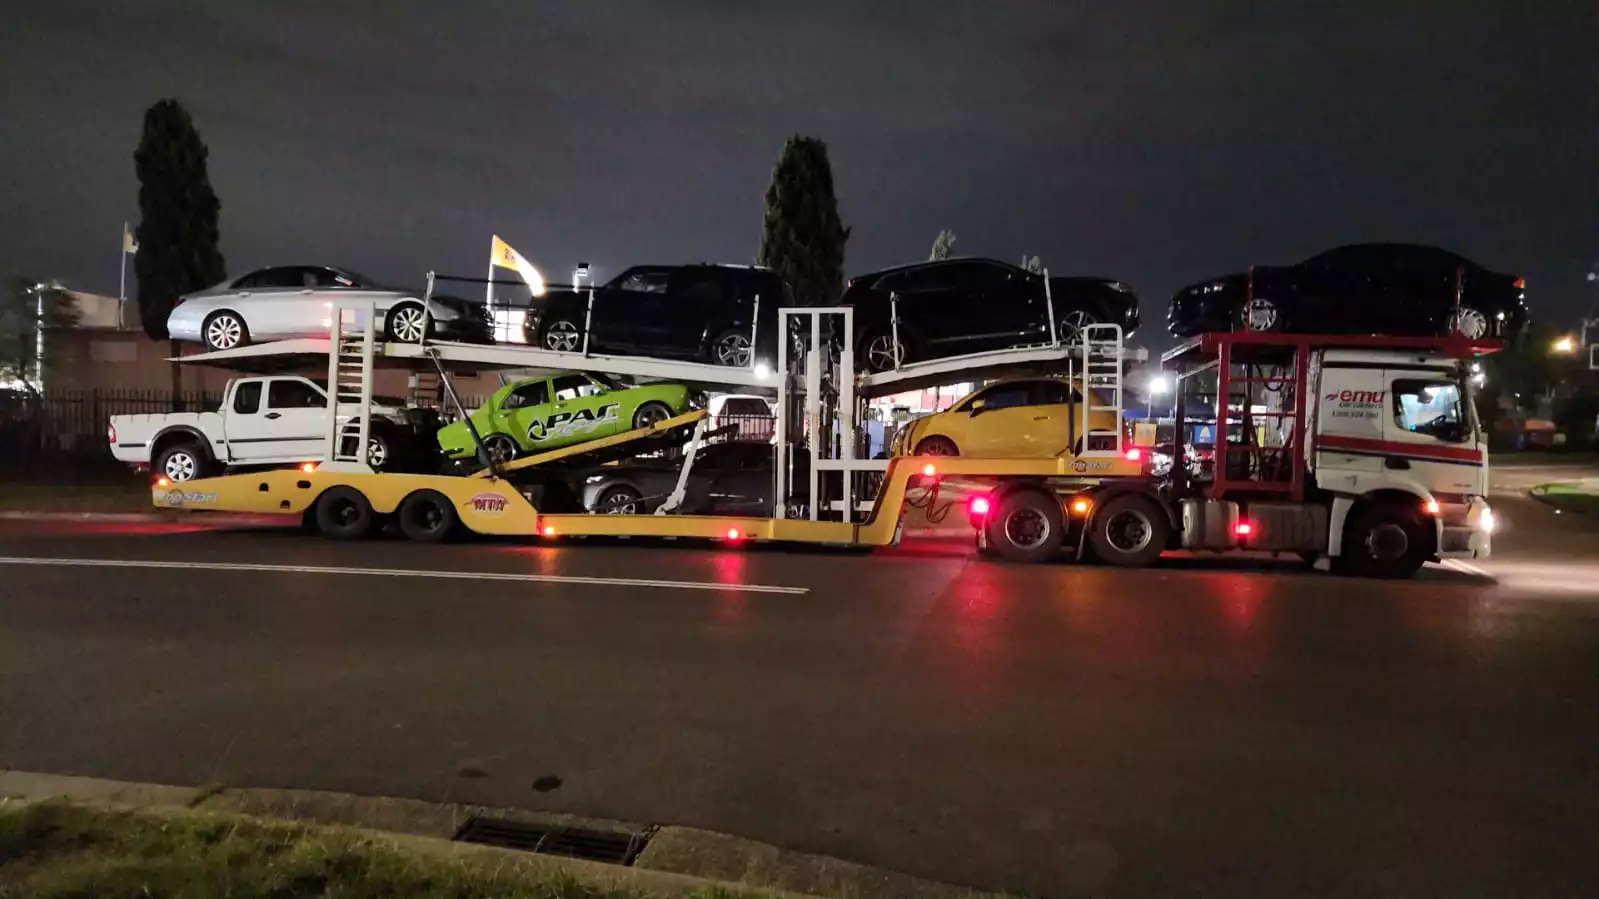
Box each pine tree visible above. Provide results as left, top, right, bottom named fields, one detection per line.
left=757, top=135, right=849, bottom=307
left=929, top=230, right=957, bottom=261
left=133, top=99, right=226, bottom=340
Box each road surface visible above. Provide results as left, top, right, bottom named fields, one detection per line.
left=1, top=492, right=1595, bottom=897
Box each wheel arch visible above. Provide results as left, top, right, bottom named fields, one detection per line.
left=1331, top=488, right=1438, bottom=559
left=150, top=426, right=215, bottom=462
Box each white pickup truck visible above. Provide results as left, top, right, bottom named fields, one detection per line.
left=109, top=375, right=422, bottom=482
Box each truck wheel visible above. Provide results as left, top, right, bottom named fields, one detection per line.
left=1340, top=503, right=1428, bottom=579
left=984, top=489, right=1064, bottom=563
left=156, top=441, right=212, bottom=482
left=1087, top=493, right=1169, bottom=568
left=314, top=486, right=374, bottom=540
left=398, top=490, right=458, bottom=543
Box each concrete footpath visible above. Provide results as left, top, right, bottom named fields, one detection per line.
left=0, top=770, right=978, bottom=899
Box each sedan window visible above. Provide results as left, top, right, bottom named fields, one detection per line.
left=250, top=267, right=305, bottom=289
left=1032, top=380, right=1080, bottom=405
left=616, top=270, right=671, bottom=294
left=974, top=382, right=1033, bottom=410
left=552, top=374, right=601, bottom=401
left=501, top=381, right=550, bottom=410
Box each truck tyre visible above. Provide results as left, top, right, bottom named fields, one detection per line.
left=1339, top=503, right=1428, bottom=579
left=155, top=441, right=213, bottom=483
left=398, top=490, right=458, bottom=543
left=984, top=489, right=1065, bottom=563
left=314, top=486, right=375, bottom=540
left=1087, top=492, right=1169, bottom=568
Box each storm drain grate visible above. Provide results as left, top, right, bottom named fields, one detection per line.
left=452, top=816, right=649, bottom=866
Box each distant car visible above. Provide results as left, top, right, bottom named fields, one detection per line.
left=889, top=377, right=1120, bottom=457
left=1168, top=243, right=1528, bottom=339
left=707, top=394, right=775, bottom=441
left=582, top=441, right=794, bottom=515
left=436, top=371, right=696, bottom=464
left=840, top=258, right=1140, bottom=372
left=168, top=265, right=491, bottom=352
left=525, top=264, right=796, bottom=368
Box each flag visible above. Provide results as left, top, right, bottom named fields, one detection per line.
left=122, top=222, right=138, bottom=254
left=489, top=235, right=544, bottom=295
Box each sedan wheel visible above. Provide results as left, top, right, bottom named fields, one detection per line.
left=713, top=331, right=753, bottom=367
left=599, top=487, right=643, bottom=514
left=863, top=333, right=905, bottom=372
left=1241, top=297, right=1280, bottom=332
left=203, top=313, right=245, bottom=351
left=387, top=304, right=429, bottom=343
left=542, top=319, right=582, bottom=352
left=1056, top=309, right=1099, bottom=344
left=1448, top=307, right=1489, bottom=339
left=366, top=436, right=389, bottom=470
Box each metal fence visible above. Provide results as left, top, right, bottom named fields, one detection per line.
left=0, top=388, right=221, bottom=472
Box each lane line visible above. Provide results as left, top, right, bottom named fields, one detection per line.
left=0, top=556, right=809, bottom=595
left=1442, top=559, right=1495, bottom=579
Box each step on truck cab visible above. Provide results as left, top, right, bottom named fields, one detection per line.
left=975, top=332, right=1495, bottom=577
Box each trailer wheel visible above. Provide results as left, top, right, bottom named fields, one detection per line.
left=1340, top=503, right=1428, bottom=579
left=314, top=486, right=375, bottom=540
left=984, top=489, right=1064, bottom=563
left=1087, top=493, right=1169, bottom=568
left=398, top=490, right=458, bottom=543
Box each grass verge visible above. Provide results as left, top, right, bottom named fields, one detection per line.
left=0, top=478, right=153, bottom=514
left=0, top=800, right=744, bottom=899
left=1529, top=481, right=1599, bottom=517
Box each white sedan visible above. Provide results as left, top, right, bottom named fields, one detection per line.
left=167, top=265, right=491, bottom=351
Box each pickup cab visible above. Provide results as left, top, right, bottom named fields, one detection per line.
left=108, top=375, right=420, bottom=482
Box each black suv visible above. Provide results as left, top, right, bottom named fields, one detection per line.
left=525, top=264, right=793, bottom=366
left=839, top=258, right=1140, bottom=372
left=1168, top=243, right=1528, bottom=339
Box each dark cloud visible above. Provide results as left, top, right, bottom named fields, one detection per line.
left=4, top=0, right=1596, bottom=341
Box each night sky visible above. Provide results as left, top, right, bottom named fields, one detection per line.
left=5, top=1, right=1597, bottom=343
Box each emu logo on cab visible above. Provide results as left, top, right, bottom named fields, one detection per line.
left=468, top=493, right=508, bottom=513
left=1325, top=389, right=1386, bottom=404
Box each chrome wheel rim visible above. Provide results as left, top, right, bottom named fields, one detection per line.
left=205, top=315, right=242, bottom=349
left=1243, top=298, right=1278, bottom=331
left=1004, top=507, right=1051, bottom=550
left=163, top=451, right=197, bottom=481
left=603, top=492, right=639, bottom=514
left=918, top=440, right=955, bottom=456
left=485, top=437, right=516, bottom=463
left=1105, top=508, right=1154, bottom=553
left=544, top=320, right=580, bottom=352
left=866, top=334, right=903, bottom=370
left=391, top=306, right=426, bottom=342
left=635, top=404, right=669, bottom=428
left=1057, top=310, right=1097, bottom=343
left=714, top=333, right=753, bottom=367
left=1450, top=308, right=1488, bottom=339
left=366, top=438, right=387, bottom=468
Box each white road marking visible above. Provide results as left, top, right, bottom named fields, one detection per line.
left=0, top=556, right=809, bottom=595
left=1442, top=559, right=1495, bottom=579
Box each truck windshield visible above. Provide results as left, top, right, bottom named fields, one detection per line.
left=1393, top=377, right=1468, bottom=440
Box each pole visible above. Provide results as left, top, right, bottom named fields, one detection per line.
left=486, top=257, right=497, bottom=341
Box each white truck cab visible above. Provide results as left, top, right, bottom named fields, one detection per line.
left=109, top=375, right=414, bottom=482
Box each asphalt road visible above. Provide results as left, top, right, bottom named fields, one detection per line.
left=1, top=494, right=1596, bottom=897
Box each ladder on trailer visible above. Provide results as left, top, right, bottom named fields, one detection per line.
left=1073, top=323, right=1127, bottom=456
left=324, top=304, right=377, bottom=468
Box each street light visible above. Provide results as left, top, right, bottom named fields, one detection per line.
left=1146, top=375, right=1170, bottom=417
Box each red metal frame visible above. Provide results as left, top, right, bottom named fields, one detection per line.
left=1164, top=332, right=1500, bottom=503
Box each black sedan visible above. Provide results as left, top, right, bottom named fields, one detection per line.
left=1168, top=243, right=1528, bottom=339
left=524, top=264, right=795, bottom=367
left=840, top=258, right=1140, bottom=372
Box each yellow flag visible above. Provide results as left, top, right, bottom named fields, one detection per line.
left=489, top=235, right=544, bottom=295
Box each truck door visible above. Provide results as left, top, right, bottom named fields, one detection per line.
left=1382, top=370, right=1482, bottom=497
left=262, top=378, right=331, bottom=462
left=221, top=381, right=272, bottom=462
left=1310, top=364, right=1388, bottom=492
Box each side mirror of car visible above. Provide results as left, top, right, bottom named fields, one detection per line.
left=969, top=399, right=986, bottom=417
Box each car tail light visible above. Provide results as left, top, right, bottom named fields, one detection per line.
left=107, top=422, right=117, bottom=444
left=1512, top=277, right=1525, bottom=290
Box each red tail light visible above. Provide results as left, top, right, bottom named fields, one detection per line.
left=725, top=528, right=742, bottom=542
left=1235, top=521, right=1253, bottom=537
left=969, top=495, right=991, bottom=518
left=1512, top=277, right=1525, bottom=290
left=1124, top=447, right=1142, bottom=462
left=107, top=422, right=117, bottom=443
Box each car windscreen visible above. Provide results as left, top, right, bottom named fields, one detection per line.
left=721, top=398, right=770, bottom=415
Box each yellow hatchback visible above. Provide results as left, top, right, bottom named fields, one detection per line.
left=892, top=377, right=1120, bottom=457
